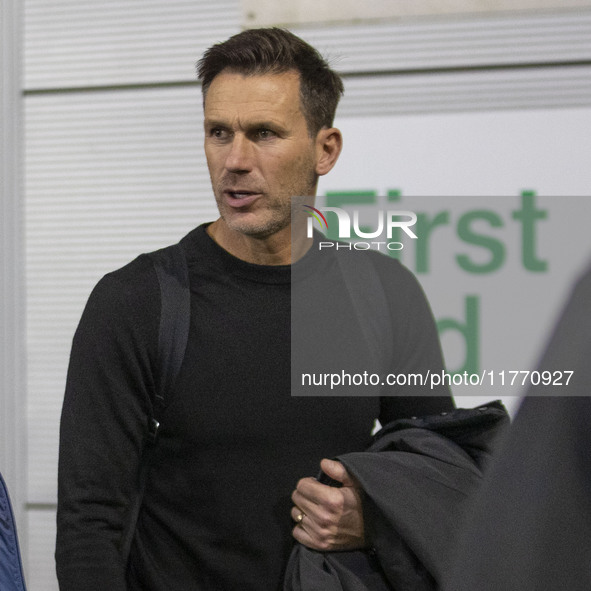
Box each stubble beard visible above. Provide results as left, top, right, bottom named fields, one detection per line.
left=212, top=169, right=318, bottom=240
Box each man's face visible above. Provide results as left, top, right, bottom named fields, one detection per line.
left=204, top=70, right=320, bottom=240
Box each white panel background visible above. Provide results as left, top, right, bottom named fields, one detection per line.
left=24, top=0, right=239, bottom=88
left=244, top=0, right=591, bottom=26
left=337, top=66, right=591, bottom=116
left=20, top=2, right=591, bottom=589
left=290, top=9, right=591, bottom=72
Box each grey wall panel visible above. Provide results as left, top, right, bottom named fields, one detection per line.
left=293, top=9, right=591, bottom=74
left=25, top=4, right=591, bottom=91
left=26, top=511, right=59, bottom=591
left=25, top=0, right=240, bottom=89
left=338, top=65, right=591, bottom=116
left=244, top=0, right=591, bottom=27
left=1, top=0, right=27, bottom=547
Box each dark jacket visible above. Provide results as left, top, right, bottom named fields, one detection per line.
left=284, top=402, right=509, bottom=591
left=0, top=472, right=27, bottom=591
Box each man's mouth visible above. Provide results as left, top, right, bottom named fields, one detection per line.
left=224, top=190, right=261, bottom=208
left=229, top=191, right=256, bottom=199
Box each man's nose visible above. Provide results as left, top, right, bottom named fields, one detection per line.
left=225, top=134, right=253, bottom=173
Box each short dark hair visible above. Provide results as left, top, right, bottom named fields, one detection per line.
left=197, top=28, right=344, bottom=136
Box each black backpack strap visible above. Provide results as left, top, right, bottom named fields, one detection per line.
left=148, top=242, right=191, bottom=440
left=121, top=241, right=190, bottom=563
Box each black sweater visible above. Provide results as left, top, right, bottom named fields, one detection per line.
left=56, top=224, right=453, bottom=590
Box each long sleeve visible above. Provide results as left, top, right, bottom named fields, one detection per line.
left=379, top=261, right=455, bottom=424
left=56, top=257, right=160, bottom=590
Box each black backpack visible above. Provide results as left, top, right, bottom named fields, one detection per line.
left=0, top=471, right=27, bottom=591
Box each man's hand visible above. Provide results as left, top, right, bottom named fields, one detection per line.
left=290, top=458, right=365, bottom=551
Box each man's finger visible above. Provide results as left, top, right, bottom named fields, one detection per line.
left=320, top=458, right=355, bottom=487
left=291, top=506, right=306, bottom=524
left=293, top=476, right=331, bottom=506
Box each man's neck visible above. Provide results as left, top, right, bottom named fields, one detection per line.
left=206, top=220, right=312, bottom=266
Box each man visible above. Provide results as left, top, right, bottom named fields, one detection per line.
left=56, top=28, right=453, bottom=590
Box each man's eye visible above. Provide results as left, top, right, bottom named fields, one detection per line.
left=210, top=128, right=229, bottom=139
left=257, top=129, right=275, bottom=140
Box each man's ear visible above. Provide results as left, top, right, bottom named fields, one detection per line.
left=315, top=127, right=343, bottom=177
